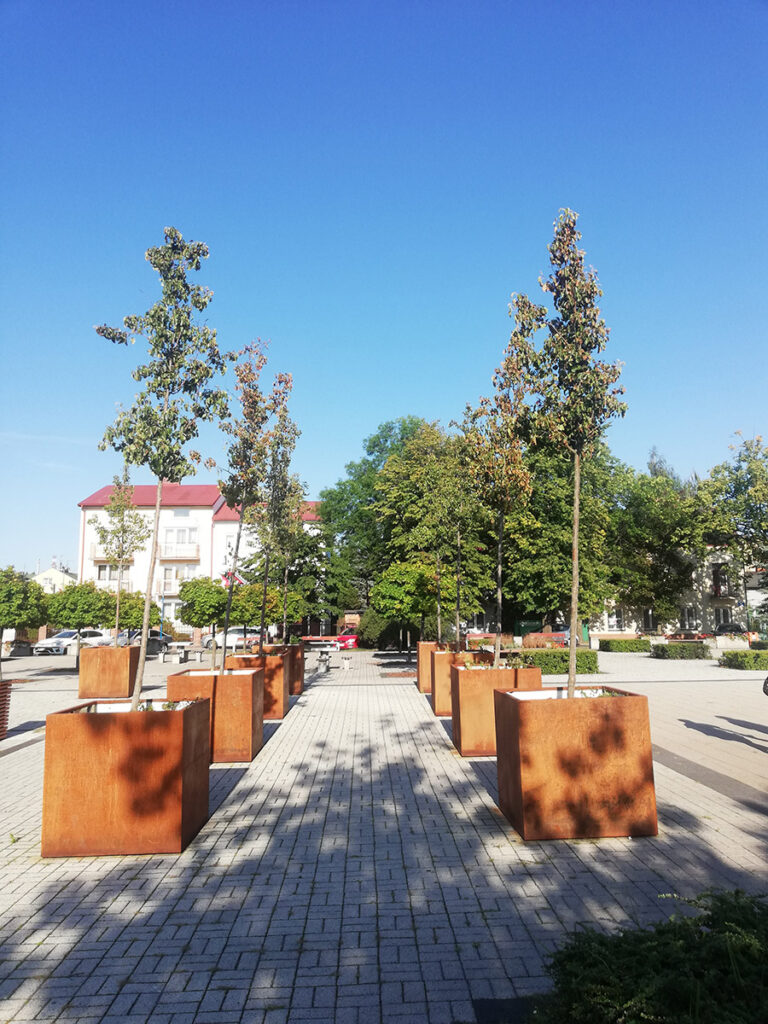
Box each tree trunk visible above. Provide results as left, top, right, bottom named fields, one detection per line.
left=259, top=548, right=270, bottom=655
left=133, top=478, right=163, bottom=709
left=221, top=513, right=244, bottom=670
left=436, top=553, right=442, bottom=643
left=114, top=563, right=123, bottom=646
left=282, top=562, right=289, bottom=640
left=494, top=508, right=503, bottom=669
left=567, top=452, right=581, bottom=698
left=455, top=527, right=462, bottom=651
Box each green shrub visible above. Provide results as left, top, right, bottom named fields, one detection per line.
left=598, top=638, right=651, bottom=653
left=651, top=642, right=709, bottom=660
left=751, top=639, right=768, bottom=651
left=719, top=650, right=768, bottom=670
left=509, top=648, right=599, bottom=675
left=532, top=890, right=768, bottom=1024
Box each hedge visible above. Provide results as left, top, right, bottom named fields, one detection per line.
left=719, top=650, right=768, bottom=670
left=651, top=642, right=709, bottom=660
left=751, top=640, right=768, bottom=651
left=509, top=648, right=599, bottom=675
left=598, top=638, right=651, bottom=653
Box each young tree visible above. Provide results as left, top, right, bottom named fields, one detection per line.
left=370, top=559, right=438, bottom=649
left=178, top=577, right=228, bottom=634
left=114, top=590, right=161, bottom=632
left=96, top=227, right=232, bottom=707
left=88, top=468, right=151, bottom=643
left=218, top=343, right=295, bottom=667
left=47, top=582, right=114, bottom=659
left=274, top=475, right=309, bottom=639
left=0, top=567, right=47, bottom=680
left=536, top=210, right=626, bottom=695
left=461, top=294, right=543, bottom=666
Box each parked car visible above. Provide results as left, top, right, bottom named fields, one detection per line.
left=33, top=629, right=111, bottom=656
left=202, top=627, right=259, bottom=650
left=117, top=629, right=174, bottom=654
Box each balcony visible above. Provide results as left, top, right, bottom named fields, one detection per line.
left=90, top=545, right=134, bottom=565
left=159, top=544, right=200, bottom=562
left=94, top=578, right=133, bottom=592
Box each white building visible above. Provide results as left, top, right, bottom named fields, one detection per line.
left=30, top=563, right=77, bottom=594
left=78, top=484, right=320, bottom=627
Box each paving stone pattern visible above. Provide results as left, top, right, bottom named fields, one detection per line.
left=1, top=651, right=767, bottom=1023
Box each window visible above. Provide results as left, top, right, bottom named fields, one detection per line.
left=712, top=564, right=729, bottom=598
left=607, top=607, right=624, bottom=631
left=715, top=607, right=732, bottom=627
left=642, top=608, right=657, bottom=631
left=680, top=606, right=696, bottom=630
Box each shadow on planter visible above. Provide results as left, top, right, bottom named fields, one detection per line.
left=451, top=665, right=542, bottom=756
left=167, top=668, right=264, bottom=763
left=225, top=653, right=289, bottom=719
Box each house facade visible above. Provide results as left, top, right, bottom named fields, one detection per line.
left=78, top=484, right=320, bottom=628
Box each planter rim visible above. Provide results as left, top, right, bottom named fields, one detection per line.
left=505, top=685, right=641, bottom=702
left=53, top=699, right=202, bottom=715
left=180, top=668, right=255, bottom=677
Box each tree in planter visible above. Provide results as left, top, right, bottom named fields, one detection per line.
left=274, top=475, right=309, bottom=640
left=535, top=210, right=626, bottom=696
left=701, top=434, right=768, bottom=629
left=461, top=294, right=543, bottom=666
left=47, top=582, right=115, bottom=659
left=217, top=343, right=296, bottom=667
left=0, top=567, right=48, bottom=680
left=178, top=577, right=228, bottom=649
left=96, top=226, right=232, bottom=707
left=88, top=468, right=151, bottom=644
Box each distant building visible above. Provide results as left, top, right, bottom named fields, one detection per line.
left=78, top=484, right=320, bottom=627
left=30, top=563, right=77, bottom=594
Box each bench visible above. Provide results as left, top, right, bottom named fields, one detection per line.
left=162, top=643, right=190, bottom=665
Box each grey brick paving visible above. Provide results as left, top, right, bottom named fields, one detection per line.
left=1, top=650, right=767, bottom=1022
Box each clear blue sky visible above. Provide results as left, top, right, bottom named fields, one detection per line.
left=2, top=0, right=767, bottom=572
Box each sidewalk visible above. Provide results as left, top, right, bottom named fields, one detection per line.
left=1, top=651, right=766, bottom=1023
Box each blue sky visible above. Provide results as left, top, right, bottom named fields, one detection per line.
left=2, top=0, right=767, bottom=572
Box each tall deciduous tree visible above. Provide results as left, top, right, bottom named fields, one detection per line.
left=88, top=468, right=151, bottom=643
left=536, top=210, right=626, bottom=695
left=96, top=227, right=232, bottom=706
left=701, top=434, right=768, bottom=628
left=0, top=568, right=47, bottom=680
left=462, top=294, right=542, bottom=665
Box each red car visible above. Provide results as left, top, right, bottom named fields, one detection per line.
left=302, top=628, right=359, bottom=650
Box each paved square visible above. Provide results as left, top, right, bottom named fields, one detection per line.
left=1, top=650, right=766, bottom=1022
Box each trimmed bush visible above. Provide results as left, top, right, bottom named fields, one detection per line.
left=508, top=648, right=599, bottom=675
left=751, top=639, right=768, bottom=651
left=532, top=890, right=768, bottom=1024
left=651, top=642, right=709, bottom=660
left=598, top=638, right=651, bottom=653
left=719, top=649, right=768, bottom=670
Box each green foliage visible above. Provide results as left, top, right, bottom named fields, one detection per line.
left=532, top=890, right=768, bottom=1024
left=0, top=567, right=48, bottom=633
left=719, top=650, right=768, bottom=670
left=652, top=642, right=709, bottom=660
left=599, top=638, right=651, bottom=653
left=178, top=578, right=228, bottom=629
left=47, top=582, right=113, bottom=631
left=356, top=607, right=400, bottom=649
left=114, top=590, right=160, bottom=630
left=370, top=560, right=437, bottom=627
left=319, top=417, right=426, bottom=605
left=516, top=648, right=598, bottom=674
left=751, top=640, right=768, bottom=650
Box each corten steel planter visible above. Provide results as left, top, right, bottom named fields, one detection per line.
left=417, top=642, right=440, bottom=693
left=0, top=679, right=11, bottom=740
left=166, top=668, right=264, bottom=763
left=494, top=687, right=658, bottom=841
left=263, top=643, right=304, bottom=695
left=450, top=665, right=542, bottom=756
left=41, top=698, right=210, bottom=857
left=78, top=645, right=140, bottom=699
left=431, top=650, right=494, bottom=717
left=224, top=653, right=289, bottom=719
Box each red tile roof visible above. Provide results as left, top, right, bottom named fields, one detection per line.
left=213, top=500, right=321, bottom=523
left=80, top=483, right=225, bottom=509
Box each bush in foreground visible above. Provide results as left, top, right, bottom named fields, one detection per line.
left=531, top=890, right=768, bottom=1024
left=719, top=650, right=768, bottom=670
left=598, top=638, right=651, bottom=653
left=512, top=649, right=599, bottom=675
left=651, top=642, right=709, bottom=660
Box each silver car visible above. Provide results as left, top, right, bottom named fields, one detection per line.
left=32, top=629, right=111, bottom=655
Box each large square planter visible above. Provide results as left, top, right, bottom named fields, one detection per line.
left=41, top=698, right=210, bottom=857
left=450, top=665, right=542, bottom=756
left=417, top=641, right=453, bottom=694
left=0, top=679, right=11, bottom=740
left=78, top=645, right=140, bottom=699
left=263, top=643, right=304, bottom=695
left=431, top=650, right=494, bottom=717
left=224, top=653, right=289, bottom=719
left=166, top=668, right=264, bottom=763
left=494, top=687, right=658, bottom=840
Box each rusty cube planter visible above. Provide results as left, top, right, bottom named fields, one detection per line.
left=166, top=668, right=264, bottom=763
left=78, top=645, right=140, bottom=699
left=450, top=665, right=542, bottom=756
left=263, top=643, right=304, bottom=695
left=431, top=650, right=494, bottom=717
left=224, top=653, right=289, bottom=719
left=41, top=698, right=210, bottom=857
left=494, top=687, right=658, bottom=840
left=0, top=679, right=11, bottom=740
